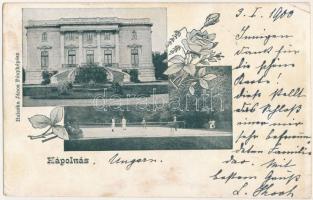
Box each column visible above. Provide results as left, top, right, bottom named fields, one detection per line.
left=115, top=31, right=119, bottom=66
left=60, top=32, right=64, bottom=67
left=97, top=31, right=101, bottom=65
left=78, top=31, right=83, bottom=66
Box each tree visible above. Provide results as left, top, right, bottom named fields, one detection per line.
left=22, top=68, right=26, bottom=83
left=152, top=51, right=168, bottom=80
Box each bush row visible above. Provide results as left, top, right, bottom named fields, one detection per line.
left=23, top=83, right=168, bottom=97
left=74, top=67, right=108, bottom=84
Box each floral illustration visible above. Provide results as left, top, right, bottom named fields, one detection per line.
left=28, top=107, right=69, bottom=142
left=164, top=13, right=224, bottom=95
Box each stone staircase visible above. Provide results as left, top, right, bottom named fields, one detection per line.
left=50, top=66, right=130, bottom=85
left=50, top=68, right=76, bottom=85
left=105, top=66, right=130, bottom=83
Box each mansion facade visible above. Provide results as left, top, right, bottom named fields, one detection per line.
left=24, top=17, right=156, bottom=84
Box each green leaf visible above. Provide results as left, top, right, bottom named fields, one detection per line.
left=189, top=82, right=197, bottom=95
left=28, top=115, right=51, bottom=129
left=183, top=64, right=196, bottom=76
left=189, top=85, right=195, bottom=95
left=168, top=55, right=185, bottom=64
left=208, top=57, right=217, bottom=62
left=182, top=39, right=191, bottom=52
left=198, top=68, right=206, bottom=77
left=203, top=73, right=217, bottom=81
left=163, top=63, right=184, bottom=75
left=52, top=125, right=69, bottom=140
left=50, top=107, right=63, bottom=125
left=199, top=60, right=211, bottom=65
left=199, top=79, right=209, bottom=89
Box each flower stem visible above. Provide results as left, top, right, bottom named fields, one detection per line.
left=42, top=135, right=58, bottom=143
left=178, top=27, right=188, bottom=33
left=28, top=127, right=52, bottom=140
left=181, top=78, right=197, bottom=85
left=169, top=79, right=178, bottom=89
left=177, top=73, right=188, bottom=86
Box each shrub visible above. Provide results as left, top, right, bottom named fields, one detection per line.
left=41, top=70, right=58, bottom=85
left=153, top=51, right=168, bottom=80
left=65, top=121, right=83, bottom=139
left=41, top=70, right=51, bottom=85
left=129, top=69, right=140, bottom=83
left=74, top=66, right=108, bottom=84
left=57, top=81, right=72, bottom=95
left=112, top=82, right=123, bottom=95
left=88, top=80, right=96, bottom=87
left=22, top=68, right=25, bottom=83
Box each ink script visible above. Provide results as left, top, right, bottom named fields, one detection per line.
left=210, top=5, right=311, bottom=198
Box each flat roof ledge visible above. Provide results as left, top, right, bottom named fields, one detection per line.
left=25, top=17, right=153, bottom=29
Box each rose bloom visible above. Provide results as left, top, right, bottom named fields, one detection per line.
left=182, top=29, right=217, bottom=56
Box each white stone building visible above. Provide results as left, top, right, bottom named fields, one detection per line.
left=24, top=17, right=156, bottom=84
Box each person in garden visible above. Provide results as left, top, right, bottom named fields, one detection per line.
left=122, top=116, right=127, bottom=131
left=142, top=117, right=147, bottom=129
left=173, top=115, right=178, bottom=131
left=209, top=120, right=216, bottom=129
left=111, top=117, right=115, bottom=132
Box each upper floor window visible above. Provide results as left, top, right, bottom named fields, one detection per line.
left=41, top=51, right=49, bottom=68
left=66, top=32, right=75, bottom=41
left=131, top=48, right=139, bottom=66
left=104, top=32, right=111, bottom=40
left=131, top=30, right=137, bottom=40
left=42, top=32, right=47, bottom=42
left=86, top=32, right=94, bottom=42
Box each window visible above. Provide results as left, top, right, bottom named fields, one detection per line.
left=104, top=32, right=111, bottom=40
left=86, top=32, right=94, bottom=42
left=86, top=50, right=94, bottom=65
left=131, top=48, right=139, bottom=66
left=104, top=50, right=112, bottom=65
left=42, top=32, right=47, bottom=42
left=131, top=30, right=137, bottom=40
left=41, top=51, right=49, bottom=68
left=68, top=50, right=76, bottom=65
left=67, top=32, right=75, bottom=40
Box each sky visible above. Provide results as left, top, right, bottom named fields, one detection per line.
left=22, top=8, right=167, bottom=57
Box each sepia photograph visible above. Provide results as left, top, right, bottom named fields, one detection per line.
left=64, top=66, right=232, bottom=151
left=22, top=8, right=168, bottom=107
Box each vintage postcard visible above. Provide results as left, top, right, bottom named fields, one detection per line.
left=2, top=1, right=312, bottom=198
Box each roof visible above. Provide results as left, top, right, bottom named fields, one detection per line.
left=25, top=17, right=153, bottom=28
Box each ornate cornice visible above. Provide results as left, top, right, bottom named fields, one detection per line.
left=37, top=45, right=52, bottom=49
left=83, top=44, right=97, bottom=48
left=101, top=44, right=115, bottom=48
left=127, top=44, right=142, bottom=48
left=64, top=44, right=79, bottom=48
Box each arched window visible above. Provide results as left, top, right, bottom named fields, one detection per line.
left=131, top=30, right=137, bottom=40
left=42, top=32, right=47, bottom=42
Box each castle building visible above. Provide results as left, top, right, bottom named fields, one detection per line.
left=24, top=17, right=156, bottom=84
